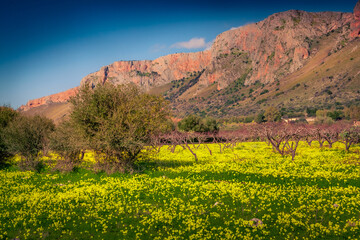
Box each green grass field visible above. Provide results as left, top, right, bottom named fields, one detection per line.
left=1, top=142, right=360, bottom=239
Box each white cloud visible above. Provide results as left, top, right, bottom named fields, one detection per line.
left=151, top=37, right=213, bottom=52
left=171, top=37, right=207, bottom=49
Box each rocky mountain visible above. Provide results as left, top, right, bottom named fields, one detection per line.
left=19, top=87, right=78, bottom=112
left=20, top=1, right=360, bottom=120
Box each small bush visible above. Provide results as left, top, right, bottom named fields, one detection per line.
left=0, top=106, right=18, bottom=165
left=49, top=120, right=85, bottom=165
left=3, top=115, right=54, bottom=171
left=264, top=106, right=282, bottom=122
left=178, top=115, right=219, bottom=133
left=260, top=89, right=269, bottom=95
left=257, top=99, right=267, bottom=104
left=254, top=111, right=265, bottom=123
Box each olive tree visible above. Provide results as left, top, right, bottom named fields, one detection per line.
left=50, top=121, right=85, bottom=161
left=49, top=120, right=86, bottom=172
left=69, top=83, right=171, bottom=172
left=0, top=106, right=19, bottom=165
left=3, top=115, right=55, bottom=171
left=264, top=106, right=281, bottom=122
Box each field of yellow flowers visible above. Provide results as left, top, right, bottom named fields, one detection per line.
left=1, top=142, right=360, bottom=239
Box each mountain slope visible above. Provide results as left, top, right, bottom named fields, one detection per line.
left=20, top=1, right=360, bottom=121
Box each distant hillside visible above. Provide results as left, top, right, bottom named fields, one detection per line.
left=21, top=102, right=72, bottom=124
left=20, top=1, right=360, bottom=121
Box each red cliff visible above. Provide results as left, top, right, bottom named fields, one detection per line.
left=202, top=10, right=353, bottom=88
left=350, top=0, right=360, bottom=38
left=80, top=51, right=212, bottom=89
left=20, top=1, right=359, bottom=111
left=19, top=87, right=78, bottom=111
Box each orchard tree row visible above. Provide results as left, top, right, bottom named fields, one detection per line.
left=1, top=83, right=359, bottom=173
left=151, top=122, right=360, bottom=161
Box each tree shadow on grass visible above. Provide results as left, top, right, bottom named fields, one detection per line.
left=0, top=162, right=12, bottom=170
left=135, top=157, right=195, bottom=172
left=155, top=169, right=360, bottom=189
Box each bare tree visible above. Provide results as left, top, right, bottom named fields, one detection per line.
left=253, top=123, right=289, bottom=156
left=252, top=123, right=306, bottom=160
left=284, top=124, right=307, bottom=161
left=303, top=125, right=315, bottom=146
left=322, top=123, right=341, bottom=148
left=197, top=133, right=213, bottom=155
left=313, top=125, right=326, bottom=148
left=339, top=124, right=360, bottom=151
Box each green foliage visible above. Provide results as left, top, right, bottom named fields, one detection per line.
left=315, top=110, right=334, bottom=124
left=178, top=115, right=219, bottom=133
left=344, top=105, right=360, bottom=120
left=291, top=83, right=301, bottom=90
left=264, top=106, right=282, bottom=122
left=275, top=91, right=284, bottom=97
left=275, top=19, right=286, bottom=30
left=327, top=110, right=344, bottom=121
left=69, top=83, right=171, bottom=169
left=2, top=115, right=54, bottom=171
left=254, top=111, right=265, bottom=123
left=49, top=120, right=85, bottom=164
left=2, top=142, right=360, bottom=239
left=316, top=110, right=328, bottom=118
left=165, top=71, right=203, bottom=101
left=339, top=126, right=360, bottom=151
left=0, top=106, right=18, bottom=128
left=306, top=107, right=317, bottom=117
left=292, top=16, right=301, bottom=25
left=267, top=52, right=275, bottom=61
left=135, top=71, right=158, bottom=77
left=227, top=72, right=249, bottom=93
left=0, top=106, right=18, bottom=165
left=243, top=116, right=255, bottom=123
left=260, top=89, right=269, bottom=95
left=324, top=89, right=333, bottom=95
left=314, top=109, right=346, bottom=121
left=256, top=98, right=267, bottom=105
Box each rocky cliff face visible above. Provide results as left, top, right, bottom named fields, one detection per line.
left=19, top=87, right=78, bottom=111
left=20, top=1, right=360, bottom=112
left=80, top=51, right=212, bottom=89
left=81, top=9, right=355, bottom=92
left=201, top=10, right=354, bottom=88
left=351, top=0, right=360, bottom=38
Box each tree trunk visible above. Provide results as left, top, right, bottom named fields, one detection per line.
left=204, top=144, right=212, bottom=155
left=184, top=143, right=198, bottom=162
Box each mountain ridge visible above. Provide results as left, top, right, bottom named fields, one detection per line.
left=19, top=1, right=360, bottom=120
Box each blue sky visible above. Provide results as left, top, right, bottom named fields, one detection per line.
left=0, top=0, right=357, bottom=108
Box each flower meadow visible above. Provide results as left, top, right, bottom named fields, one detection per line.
left=1, top=142, right=360, bottom=239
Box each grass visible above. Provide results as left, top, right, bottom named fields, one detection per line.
left=1, top=142, right=360, bottom=239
